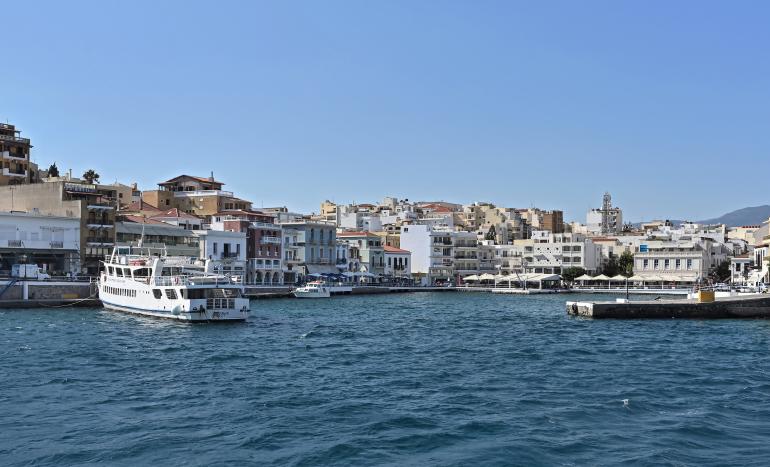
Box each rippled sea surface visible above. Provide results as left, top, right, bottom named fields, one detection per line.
left=3, top=293, right=770, bottom=466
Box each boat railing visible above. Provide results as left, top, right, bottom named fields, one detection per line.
left=152, top=275, right=240, bottom=287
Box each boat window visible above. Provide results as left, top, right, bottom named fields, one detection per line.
left=187, top=289, right=205, bottom=299
left=107, top=266, right=114, bottom=275
left=152, top=289, right=162, bottom=299
left=115, top=268, right=124, bottom=277
left=123, top=268, right=132, bottom=278
left=165, top=289, right=178, bottom=299
left=133, top=268, right=150, bottom=278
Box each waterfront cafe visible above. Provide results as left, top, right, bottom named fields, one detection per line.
left=575, top=273, right=697, bottom=288
left=463, top=273, right=561, bottom=289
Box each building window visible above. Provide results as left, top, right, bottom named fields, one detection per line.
left=653, top=259, right=659, bottom=269
left=675, top=259, right=681, bottom=269
left=687, top=259, right=693, bottom=270
left=664, top=259, right=670, bottom=270
left=213, top=242, right=218, bottom=254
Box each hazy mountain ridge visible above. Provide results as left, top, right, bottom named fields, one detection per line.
left=633, top=205, right=770, bottom=228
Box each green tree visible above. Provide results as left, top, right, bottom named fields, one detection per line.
left=618, top=250, right=634, bottom=277
left=602, top=253, right=620, bottom=277
left=485, top=225, right=496, bottom=241
left=47, top=162, right=59, bottom=178
left=561, top=266, right=586, bottom=283
left=82, top=169, right=100, bottom=184
left=713, top=260, right=731, bottom=282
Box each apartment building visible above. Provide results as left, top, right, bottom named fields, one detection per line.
left=400, top=224, right=455, bottom=285
left=0, top=123, right=35, bottom=186
left=142, top=174, right=252, bottom=220
left=280, top=220, right=338, bottom=280
left=0, top=181, right=117, bottom=275
left=210, top=210, right=283, bottom=285
left=0, top=211, right=80, bottom=275
left=337, top=231, right=385, bottom=276
left=520, top=231, right=602, bottom=274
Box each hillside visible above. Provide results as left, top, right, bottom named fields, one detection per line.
left=698, top=205, right=770, bottom=227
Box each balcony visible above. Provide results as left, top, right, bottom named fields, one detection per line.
left=250, top=222, right=281, bottom=229
left=0, top=134, right=30, bottom=144
left=261, top=236, right=282, bottom=244
left=2, top=168, right=27, bottom=177
left=86, top=237, right=115, bottom=246
left=87, top=203, right=115, bottom=211
left=1, top=151, right=27, bottom=160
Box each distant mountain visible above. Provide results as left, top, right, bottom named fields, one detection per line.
left=630, top=205, right=770, bottom=228
left=697, top=205, right=770, bottom=227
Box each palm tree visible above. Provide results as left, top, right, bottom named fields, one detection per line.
left=82, top=169, right=100, bottom=184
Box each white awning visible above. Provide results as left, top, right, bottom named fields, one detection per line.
left=478, top=273, right=496, bottom=281
left=575, top=274, right=595, bottom=281
left=592, top=274, right=611, bottom=281
left=463, top=274, right=480, bottom=281
left=610, top=275, right=628, bottom=281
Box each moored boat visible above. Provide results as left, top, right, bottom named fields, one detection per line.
left=99, top=247, right=249, bottom=321
left=293, top=281, right=331, bottom=298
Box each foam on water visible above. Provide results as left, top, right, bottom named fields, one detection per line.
left=2, top=292, right=770, bottom=466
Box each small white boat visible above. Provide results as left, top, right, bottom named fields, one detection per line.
left=293, top=281, right=331, bottom=298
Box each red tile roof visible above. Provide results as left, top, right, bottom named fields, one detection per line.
left=150, top=208, right=201, bottom=220
left=122, top=200, right=161, bottom=213
left=383, top=245, right=410, bottom=254
left=337, top=231, right=379, bottom=237
left=120, top=215, right=169, bottom=225
left=158, top=175, right=224, bottom=186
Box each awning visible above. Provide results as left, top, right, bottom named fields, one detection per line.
left=478, top=273, right=496, bottom=281
left=538, top=274, right=562, bottom=281
left=610, top=275, right=628, bottom=281
left=306, top=264, right=339, bottom=274
left=592, top=274, right=611, bottom=281
left=627, top=275, right=646, bottom=281
left=463, top=274, right=480, bottom=281
left=575, top=274, right=595, bottom=281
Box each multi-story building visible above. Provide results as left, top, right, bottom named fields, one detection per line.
left=193, top=228, right=247, bottom=279
left=0, top=181, right=117, bottom=275
left=0, top=123, right=34, bottom=186
left=400, top=224, right=455, bottom=285
left=141, top=174, right=252, bottom=220
left=521, top=231, right=602, bottom=275
left=633, top=241, right=711, bottom=283
left=337, top=231, right=385, bottom=276
left=730, top=255, right=753, bottom=285
left=280, top=220, right=337, bottom=280
left=452, top=231, right=480, bottom=278
left=383, top=245, right=411, bottom=278
left=0, top=211, right=80, bottom=276
left=587, top=192, right=623, bottom=235
left=210, top=210, right=284, bottom=285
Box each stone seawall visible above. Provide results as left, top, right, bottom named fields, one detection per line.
left=567, top=295, right=770, bottom=319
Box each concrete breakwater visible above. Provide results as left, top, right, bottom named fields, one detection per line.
left=567, top=294, right=770, bottom=319
left=0, top=280, right=99, bottom=308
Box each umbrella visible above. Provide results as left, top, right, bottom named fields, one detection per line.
left=463, top=274, right=480, bottom=281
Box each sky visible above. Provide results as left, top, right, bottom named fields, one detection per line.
left=2, top=0, right=770, bottom=222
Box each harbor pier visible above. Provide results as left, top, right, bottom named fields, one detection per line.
left=567, top=294, right=770, bottom=319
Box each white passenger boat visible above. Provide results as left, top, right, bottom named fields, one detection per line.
left=99, top=247, right=249, bottom=322
left=293, top=281, right=331, bottom=298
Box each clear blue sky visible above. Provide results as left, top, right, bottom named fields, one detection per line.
left=3, top=1, right=769, bottom=222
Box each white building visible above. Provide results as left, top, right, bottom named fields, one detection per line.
left=586, top=192, right=623, bottom=235
left=523, top=231, right=602, bottom=274
left=384, top=245, right=411, bottom=278
left=193, top=229, right=247, bottom=278
left=0, top=211, right=81, bottom=275
left=400, top=224, right=454, bottom=285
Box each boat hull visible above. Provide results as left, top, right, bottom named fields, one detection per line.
left=102, top=300, right=248, bottom=322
